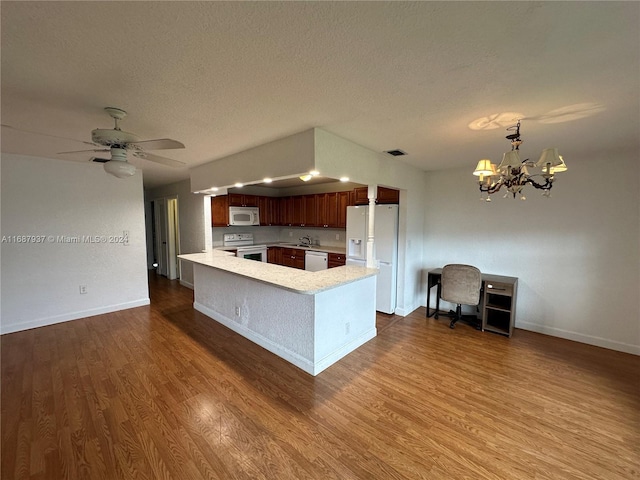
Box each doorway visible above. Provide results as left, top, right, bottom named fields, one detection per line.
left=152, top=196, right=180, bottom=280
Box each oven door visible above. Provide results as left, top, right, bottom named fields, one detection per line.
left=236, top=246, right=267, bottom=262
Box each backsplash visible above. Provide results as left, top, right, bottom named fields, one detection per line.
left=212, top=226, right=346, bottom=248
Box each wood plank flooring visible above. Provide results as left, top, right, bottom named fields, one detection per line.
left=2, top=273, right=639, bottom=479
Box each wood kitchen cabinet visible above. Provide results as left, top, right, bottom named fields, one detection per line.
left=259, top=196, right=280, bottom=226
left=212, top=189, right=354, bottom=229
left=315, top=191, right=350, bottom=228
left=328, top=253, right=346, bottom=268
left=228, top=193, right=258, bottom=207
left=302, top=195, right=317, bottom=227
left=211, top=195, right=229, bottom=227
left=267, top=246, right=282, bottom=264
left=280, top=197, right=294, bottom=226
left=353, top=186, right=400, bottom=205
left=281, top=248, right=305, bottom=269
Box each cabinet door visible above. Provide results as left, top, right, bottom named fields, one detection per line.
left=211, top=196, right=229, bottom=227
left=325, top=193, right=339, bottom=227
left=258, top=196, right=279, bottom=226
left=293, top=249, right=305, bottom=269
left=302, top=195, right=317, bottom=227
left=353, top=187, right=368, bottom=205
left=242, top=194, right=258, bottom=207
left=377, top=187, right=399, bottom=204
left=228, top=193, right=244, bottom=206
left=315, top=194, right=328, bottom=227
left=267, top=247, right=282, bottom=264
left=328, top=253, right=346, bottom=268
left=336, top=191, right=350, bottom=228
left=229, top=193, right=258, bottom=207
left=281, top=197, right=294, bottom=226
left=291, top=196, right=304, bottom=226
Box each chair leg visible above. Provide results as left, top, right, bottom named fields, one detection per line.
left=449, top=304, right=462, bottom=329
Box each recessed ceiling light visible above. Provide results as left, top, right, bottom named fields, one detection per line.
left=310, top=170, right=320, bottom=176
left=384, top=149, right=407, bottom=157
left=234, top=183, right=243, bottom=188
left=210, top=187, right=219, bottom=192
left=299, top=174, right=312, bottom=182
left=263, top=178, right=272, bottom=183
left=339, top=177, right=349, bottom=182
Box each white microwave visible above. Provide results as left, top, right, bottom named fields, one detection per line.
left=229, top=206, right=260, bottom=226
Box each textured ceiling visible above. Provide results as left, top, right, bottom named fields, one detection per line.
left=2, top=1, right=638, bottom=188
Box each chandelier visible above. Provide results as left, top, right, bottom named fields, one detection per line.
left=473, top=120, right=567, bottom=201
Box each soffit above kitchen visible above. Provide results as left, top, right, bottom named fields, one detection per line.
left=1, top=2, right=638, bottom=189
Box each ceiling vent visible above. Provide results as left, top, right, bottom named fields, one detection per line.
left=385, top=149, right=407, bottom=157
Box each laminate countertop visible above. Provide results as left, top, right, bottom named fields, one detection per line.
left=179, top=250, right=376, bottom=295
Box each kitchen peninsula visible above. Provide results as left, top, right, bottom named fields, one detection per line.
left=179, top=250, right=378, bottom=375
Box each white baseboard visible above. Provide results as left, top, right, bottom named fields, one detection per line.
left=179, top=279, right=194, bottom=290
left=517, top=321, right=640, bottom=356
left=0, top=298, right=151, bottom=335
left=313, top=328, right=377, bottom=375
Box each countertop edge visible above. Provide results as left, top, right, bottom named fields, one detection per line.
left=179, top=252, right=377, bottom=294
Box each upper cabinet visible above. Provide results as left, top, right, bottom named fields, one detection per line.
left=228, top=193, right=258, bottom=207
left=258, top=196, right=279, bottom=226
left=211, top=187, right=395, bottom=228
left=211, top=196, right=230, bottom=227
left=316, top=191, right=350, bottom=228
left=352, top=186, right=400, bottom=205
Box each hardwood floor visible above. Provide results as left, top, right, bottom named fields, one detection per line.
left=2, top=274, right=639, bottom=479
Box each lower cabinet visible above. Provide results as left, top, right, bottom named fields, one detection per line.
left=281, top=248, right=305, bottom=269
left=328, top=253, right=346, bottom=268
left=267, top=247, right=282, bottom=265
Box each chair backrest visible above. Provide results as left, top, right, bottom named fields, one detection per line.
left=441, top=264, right=482, bottom=306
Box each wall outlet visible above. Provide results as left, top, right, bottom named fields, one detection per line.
left=345, top=322, right=350, bottom=335
left=235, top=306, right=240, bottom=316
left=289, top=231, right=293, bottom=237
left=79, top=285, right=87, bottom=294
left=335, top=233, right=340, bottom=240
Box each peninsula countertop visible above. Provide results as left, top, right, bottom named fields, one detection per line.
left=179, top=250, right=377, bottom=295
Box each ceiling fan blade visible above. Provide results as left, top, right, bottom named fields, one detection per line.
left=128, top=138, right=185, bottom=150
left=133, top=151, right=186, bottom=168
left=58, top=148, right=110, bottom=154
left=2, top=124, right=97, bottom=146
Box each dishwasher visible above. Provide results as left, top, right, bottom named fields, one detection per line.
left=305, top=251, right=328, bottom=271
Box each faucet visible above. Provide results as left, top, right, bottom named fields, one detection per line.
left=299, top=235, right=312, bottom=247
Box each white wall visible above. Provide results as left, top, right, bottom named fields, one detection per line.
left=145, top=179, right=210, bottom=288
left=1, top=154, right=149, bottom=334
left=423, top=154, right=640, bottom=355
left=314, top=129, right=428, bottom=316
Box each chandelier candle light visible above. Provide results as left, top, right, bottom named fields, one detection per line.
left=473, top=120, right=568, bottom=201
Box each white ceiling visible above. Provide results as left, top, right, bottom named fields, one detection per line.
left=2, top=2, right=638, bottom=189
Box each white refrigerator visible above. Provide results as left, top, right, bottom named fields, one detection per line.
left=346, top=204, right=399, bottom=314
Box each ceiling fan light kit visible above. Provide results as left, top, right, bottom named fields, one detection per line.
left=103, top=157, right=137, bottom=178
left=473, top=120, right=568, bottom=201
left=55, top=107, right=186, bottom=178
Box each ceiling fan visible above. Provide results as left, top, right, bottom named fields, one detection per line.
left=58, top=107, right=186, bottom=178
